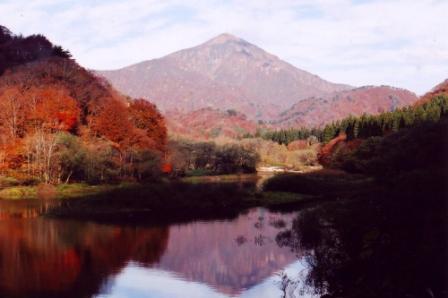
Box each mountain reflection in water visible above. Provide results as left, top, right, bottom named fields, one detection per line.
left=96, top=260, right=312, bottom=298
left=0, top=200, right=304, bottom=298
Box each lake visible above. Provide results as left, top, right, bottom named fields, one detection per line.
left=0, top=199, right=315, bottom=298
left=1, top=176, right=446, bottom=298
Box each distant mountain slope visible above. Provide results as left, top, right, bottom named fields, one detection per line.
left=431, top=79, right=448, bottom=92
left=166, top=108, right=257, bottom=139
left=274, top=86, right=419, bottom=128
left=416, top=79, right=448, bottom=105
left=97, top=33, right=350, bottom=120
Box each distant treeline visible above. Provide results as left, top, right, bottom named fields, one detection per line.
left=168, top=140, right=259, bottom=176
left=258, top=95, right=448, bottom=144
left=257, top=127, right=322, bottom=145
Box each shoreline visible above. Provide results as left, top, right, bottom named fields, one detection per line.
left=0, top=169, right=300, bottom=200
left=0, top=170, right=369, bottom=225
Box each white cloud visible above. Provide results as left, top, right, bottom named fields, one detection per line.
left=1, top=0, right=446, bottom=94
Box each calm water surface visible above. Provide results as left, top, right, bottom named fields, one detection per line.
left=0, top=199, right=313, bottom=298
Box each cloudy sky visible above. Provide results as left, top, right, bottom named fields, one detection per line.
left=1, top=0, right=447, bottom=94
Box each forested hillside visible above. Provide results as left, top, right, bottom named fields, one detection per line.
left=0, top=26, right=167, bottom=184
left=263, top=93, right=448, bottom=144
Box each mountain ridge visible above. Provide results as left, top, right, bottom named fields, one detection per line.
left=97, top=33, right=351, bottom=120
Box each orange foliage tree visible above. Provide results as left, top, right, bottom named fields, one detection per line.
left=26, top=86, right=80, bottom=133
left=89, top=98, right=133, bottom=145
left=0, top=86, right=28, bottom=138
left=128, top=99, right=167, bottom=152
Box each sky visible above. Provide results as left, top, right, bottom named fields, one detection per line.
left=1, top=0, right=447, bottom=94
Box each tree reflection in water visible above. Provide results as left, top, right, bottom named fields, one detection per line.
left=0, top=216, right=169, bottom=298
left=0, top=202, right=301, bottom=298
left=276, top=182, right=448, bottom=298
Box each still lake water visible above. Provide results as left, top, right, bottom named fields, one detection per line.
left=0, top=199, right=314, bottom=298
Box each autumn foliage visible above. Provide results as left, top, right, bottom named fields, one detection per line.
left=0, top=26, right=167, bottom=183
left=90, top=98, right=133, bottom=145
left=28, top=86, right=80, bottom=132
left=317, top=134, right=347, bottom=167
left=129, top=99, right=167, bottom=151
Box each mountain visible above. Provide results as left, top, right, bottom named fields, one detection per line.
left=97, top=33, right=350, bottom=120
left=273, top=86, right=419, bottom=128
left=166, top=108, right=257, bottom=139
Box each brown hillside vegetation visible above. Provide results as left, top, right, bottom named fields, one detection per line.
left=166, top=108, right=257, bottom=140
left=415, top=79, right=448, bottom=106
left=274, top=86, right=418, bottom=128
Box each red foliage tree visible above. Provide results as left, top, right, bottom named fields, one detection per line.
left=317, top=134, right=347, bottom=167
left=318, top=134, right=365, bottom=168
left=161, top=162, right=173, bottom=174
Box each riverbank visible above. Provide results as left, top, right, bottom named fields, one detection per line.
left=1, top=170, right=371, bottom=224
left=0, top=173, right=264, bottom=200
left=0, top=164, right=323, bottom=200
left=45, top=170, right=373, bottom=223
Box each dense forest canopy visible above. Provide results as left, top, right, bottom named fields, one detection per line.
left=0, top=25, right=70, bottom=75
left=0, top=26, right=167, bottom=184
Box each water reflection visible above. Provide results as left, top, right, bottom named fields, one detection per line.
left=0, top=199, right=55, bottom=220
left=0, top=200, right=302, bottom=298
left=96, top=260, right=314, bottom=298
left=0, top=216, right=169, bottom=298
left=153, top=209, right=299, bottom=295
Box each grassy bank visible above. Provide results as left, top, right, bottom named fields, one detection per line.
left=0, top=173, right=261, bottom=200
left=179, top=173, right=260, bottom=184
left=0, top=182, right=135, bottom=200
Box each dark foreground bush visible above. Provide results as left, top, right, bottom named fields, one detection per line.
left=263, top=170, right=372, bottom=196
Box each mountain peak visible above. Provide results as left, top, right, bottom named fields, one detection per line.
left=205, top=33, right=242, bottom=45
